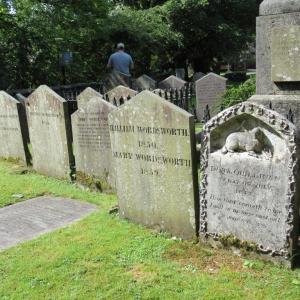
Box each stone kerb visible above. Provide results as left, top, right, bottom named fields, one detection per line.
left=158, top=75, right=187, bottom=90
left=26, top=85, right=74, bottom=179
left=0, top=91, right=30, bottom=164
left=200, top=102, right=299, bottom=267
left=76, top=87, right=103, bottom=109
left=72, top=96, right=116, bottom=188
left=108, top=90, right=199, bottom=239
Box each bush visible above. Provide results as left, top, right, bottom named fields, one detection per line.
left=221, top=76, right=256, bottom=109
left=224, top=71, right=248, bottom=82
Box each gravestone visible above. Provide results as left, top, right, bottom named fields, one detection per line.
left=72, top=97, right=116, bottom=187
left=193, top=72, right=205, bottom=82
left=133, top=75, right=156, bottom=91
left=250, top=0, right=300, bottom=131
left=105, top=85, right=137, bottom=106
left=108, top=91, right=198, bottom=239
left=26, top=85, right=74, bottom=179
left=158, top=75, right=187, bottom=90
left=200, top=102, right=300, bottom=267
left=106, top=71, right=131, bottom=89
left=0, top=91, right=30, bottom=163
left=196, top=73, right=227, bottom=122
left=77, top=87, right=103, bottom=109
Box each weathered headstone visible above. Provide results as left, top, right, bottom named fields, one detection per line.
left=200, top=102, right=300, bottom=267
left=250, top=0, right=300, bottom=131
left=158, top=75, right=187, bottom=90
left=105, top=85, right=137, bottom=105
left=108, top=91, right=198, bottom=239
left=26, top=85, right=74, bottom=179
left=72, top=97, right=116, bottom=188
left=0, top=91, right=30, bottom=163
left=133, top=74, right=156, bottom=91
left=196, top=73, right=227, bottom=122
left=77, top=87, right=103, bottom=109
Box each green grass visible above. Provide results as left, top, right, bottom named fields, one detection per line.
left=0, top=160, right=300, bottom=299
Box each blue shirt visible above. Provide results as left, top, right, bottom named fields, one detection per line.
left=108, top=51, right=134, bottom=76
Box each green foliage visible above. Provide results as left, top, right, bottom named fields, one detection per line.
left=0, top=161, right=300, bottom=300
left=0, top=0, right=261, bottom=89
left=221, top=76, right=256, bottom=109
left=1, top=159, right=300, bottom=299
left=167, top=0, right=259, bottom=72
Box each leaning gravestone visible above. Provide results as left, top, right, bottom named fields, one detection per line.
left=105, top=85, right=137, bottom=106
left=77, top=87, right=103, bottom=109
left=158, top=75, right=186, bottom=90
left=249, top=0, right=300, bottom=132
left=72, top=97, right=116, bottom=188
left=0, top=91, right=30, bottom=164
left=196, top=73, right=227, bottom=122
left=109, top=91, right=198, bottom=239
left=200, top=102, right=300, bottom=268
left=26, top=85, right=74, bottom=179
left=133, top=74, right=156, bottom=91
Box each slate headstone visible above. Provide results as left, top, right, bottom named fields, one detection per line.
left=200, top=102, right=300, bottom=267
left=72, top=96, right=116, bottom=187
left=133, top=75, right=156, bottom=91
left=77, top=87, right=103, bottom=109
left=0, top=91, right=30, bottom=164
left=195, top=73, right=227, bottom=122
left=105, top=85, right=137, bottom=105
left=108, top=91, right=198, bottom=239
left=158, top=75, right=187, bottom=90
left=26, top=85, right=74, bottom=179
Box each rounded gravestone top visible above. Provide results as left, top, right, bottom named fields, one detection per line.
left=260, top=0, right=300, bottom=15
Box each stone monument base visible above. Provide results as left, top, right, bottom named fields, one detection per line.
left=249, top=94, right=300, bottom=133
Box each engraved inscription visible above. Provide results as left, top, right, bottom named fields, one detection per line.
left=76, top=113, right=110, bottom=151
left=271, top=26, right=300, bottom=82
left=109, top=124, right=191, bottom=177
left=206, top=154, right=288, bottom=250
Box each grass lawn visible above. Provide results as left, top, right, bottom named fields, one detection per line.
left=0, top=160, right=300, bottom=299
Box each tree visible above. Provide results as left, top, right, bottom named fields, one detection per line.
left=168, top=0, right=260, bottom=73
